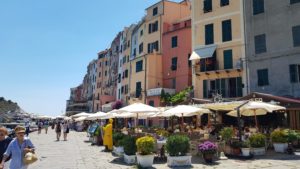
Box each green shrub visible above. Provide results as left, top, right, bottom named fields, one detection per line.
left=284, top=129, right=300, bottom=143
left=122, top=135, right=137, bottom=155
left=136, top=136, right=155, bottom=155
left=156, top=129, right=169, bottom=138
left=220, top=127, right=234, bottom=144
left=166, top=135, right=190, bottom=156
left=271, top=130, right=287, bottom=143
left=113, top=132, right=125, bottom=147
left=241, top=140, right=250, bottom=148
left=230, top=140, right=242, bottom=149
left=249, top=133, right=266, bottom=148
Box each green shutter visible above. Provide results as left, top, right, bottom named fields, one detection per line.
left=221, top=79, right=226, bottom=97
left=203, top=80, right=208, bottom=98
left=290, top=64, right=298, bottom=83
left=223, top=49, right=233, bottom=69
left=237, top=77, right=243, bottom=97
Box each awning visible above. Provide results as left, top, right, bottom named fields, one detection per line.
left=189, top=45, right=217, bottom=60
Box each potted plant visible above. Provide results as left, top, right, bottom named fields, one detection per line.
left=112, top=132, right=125, bottom=156
left=122, top=135, right=137, bottom=164
left=241, top=140, right=251, bottom=156
left=230, top=140, right=242, bottom=155
left=136, top=136, right=155, bottom=168
left=271, top=129, right=288, bottom=153
left=249, top=133, right=266, bottom=155
left=166, top=135, right=191, bottom=167
left=198, top=141, right=218, bottom=163
left=219, top=127, right=234, bottom=154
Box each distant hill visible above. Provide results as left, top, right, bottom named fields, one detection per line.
left=0, top=97, right=26, bottom=123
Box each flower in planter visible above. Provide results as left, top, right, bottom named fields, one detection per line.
left=198, top=141, right=218, bottom=155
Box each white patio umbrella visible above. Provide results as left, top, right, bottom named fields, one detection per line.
left=227, top=101, right=286, bottom=128
left=159, top=105, right=212, bottom=117
left=118, top=103, right=160, bottom=126
left=75, top=116, right=88, bottom=122
left=85, top=112, right=107, bottom=120
left=71, top=112, right=90, bottom=118
left=64, top=116, right=72, bottom=121
left=56, top=115, right=66, bottom=119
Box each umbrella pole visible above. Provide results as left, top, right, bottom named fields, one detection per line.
left=181, top=113, right=184, bottom=131
left=254, top=110, right=258, bottom=130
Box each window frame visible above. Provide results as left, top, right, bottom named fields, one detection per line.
left=222, top=19, right=232, bottom=42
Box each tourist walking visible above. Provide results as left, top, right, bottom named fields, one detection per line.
left=0, top=126, right=35, bottom=169
left=44, top=120, right=49, bottom=134
left=62, top=121, right=69, bottom=141
left=37, top=121, right=43, bottom=134
left=25, top=121, right=30, bottom=137
left=55, top=122, right=62, bottom=141
left=0, top=127, right=12, bottom=169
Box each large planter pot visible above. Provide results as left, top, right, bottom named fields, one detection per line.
left=167, top=155, right=192, bottom=167
left=113, top=146, right=124, bottom=156
left=136, top=154, right=154, bottom=168
left=202, top=153, right=215, bottom=163
left=273, top=143, right=288, bottom=153
left=232, top=148, right=241, bottom=155
left=123, top=153, right=136, bottom=164
left=251, top=147, right=266, bottom=156
left=224, top=145, right=231, bottom=154
left=241, top=148, right=251, bottom=156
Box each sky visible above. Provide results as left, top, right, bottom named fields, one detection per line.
left=0, top=0, right=182, bottom=116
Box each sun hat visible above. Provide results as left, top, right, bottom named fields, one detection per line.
left=14, top=126, right=26, bottom=134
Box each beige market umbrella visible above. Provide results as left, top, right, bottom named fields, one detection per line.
left=227, top=101, right=286, bottom=128
left=75, top=116, right=88, bottom=122
left=71, top=112, right=90, bottom=118
left=85, top=112, right=107, bottom=120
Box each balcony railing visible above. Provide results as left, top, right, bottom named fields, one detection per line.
left=146, top=88, right=176, bottom=97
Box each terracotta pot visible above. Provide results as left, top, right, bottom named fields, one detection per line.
left=203, top=153, right=214, bottom=163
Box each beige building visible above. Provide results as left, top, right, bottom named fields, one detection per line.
left=191, top=0, right=247, bottom=100
left=129, top=0, right=191, bottom=107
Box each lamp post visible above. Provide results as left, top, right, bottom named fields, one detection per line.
left=235, top=101, right=250, bottom=141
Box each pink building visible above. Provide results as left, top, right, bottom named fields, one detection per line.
left=162, top=19, right=192, bottom=93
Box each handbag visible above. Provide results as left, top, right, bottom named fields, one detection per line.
left=23, top=139, right=38, bottom=165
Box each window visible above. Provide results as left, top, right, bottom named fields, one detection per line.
left=290, top=0, right=300, bottom=4
left=148, top=100, right=154, bottom=107
left=105, top=61, right=108, bottom=66
left=222, top=20, right=232, bottom=42
left=289, top=64, right=300, bottom=83
left=203, top=0, right=212, bottom=13
left=292, top=25, right=300, bottom=47
left=133, top=48, right=136, bottom=57
left=257, top=69, right=269, bottom=86
left=125, top=85, right=128, bottom=94
left=136, top=60, right=143, bottom=72
left=118, top=89, right=121, bottom=99
left=118, top=74, right=121, bottom=83
left=99, top=62, right=101, bottom=67
left=148, top=41, right=159, bottom=53
left=153, top=7, right=158, bottom=16
left=148, top=21, right=158, bottom=34
left=139, top=43, right=144, bottom=54
left=171, top=36, right=178, bottom=48
left=125, top=69, right=128, bottom=78
left=140, top=30, right=143, bottom=36
left=105, top=71, right=107, bottom=76
left=121, top=86, right=124, bottom=93
left=123, top=56, right=126, bottom=64
left=205, top=24, right=214, bottom=45
left=220, top=0, right=229, bottom=6
left=172, top=78, right=176, bottom=89
left=255, top=34, right=267, bottom=54
left=253, top=0, right=264, bottom=15
left=98, top=72, right=101, bottom=77
left=223, top=49, right=233, bottom=69
left=136, top=82, right=142, bottom=98
left=171, top=57, right=178, bottom=71
left=127, top=55, right=129, bottom=62
left=203, top=77, right=242, bottom=98
left=127, top=40, right=130, bottom=47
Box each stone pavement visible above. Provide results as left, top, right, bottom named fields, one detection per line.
left=28, top=129, right=300, bottom=169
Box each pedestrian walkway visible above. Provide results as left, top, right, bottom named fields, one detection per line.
left=28, top=129, right=300, bottom=169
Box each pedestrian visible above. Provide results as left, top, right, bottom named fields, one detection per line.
left=0, top=127, right=12, bottom=169
left=55, top=122, right=62, bottom=141
left=25, top=121, right=30, bottom=137
left=0, top=126, right=35, bottom=169
left=37, top=121, right=43, bottom=134
left=102, top=119, right=113, bottom=151
left=62, top=121, right=69, bottom=141
left=44, top=120, right=49, bottom=134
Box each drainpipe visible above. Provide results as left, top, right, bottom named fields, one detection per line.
left=144, top=54, right=147, bottom=104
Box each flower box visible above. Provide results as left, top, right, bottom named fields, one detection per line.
left=136, top=154, right=154, bottom=168
left=167, top=155, right=192, bottom=167
left=123, top=153, right=136, bottom=164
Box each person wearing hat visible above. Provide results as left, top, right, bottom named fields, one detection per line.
left=0, top=126, right=35, bottom=169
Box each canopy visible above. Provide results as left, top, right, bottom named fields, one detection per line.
left=202, top=101, right=244, bottom=111
left=158, top=105, right=211, bottom=117
left=71, top=112, right=90, bottom=118
left=189, top=45, right=217, bottom=60
left=85, top=112, right=107, bottom=120
left=56, top=115, right=67, bottom=119
left=75, top=116, right=88, bottom=122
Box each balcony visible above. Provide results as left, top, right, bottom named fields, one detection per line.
left=146, top=88, right=176, bottom=97
left=195, top=59, right=243, bottom=76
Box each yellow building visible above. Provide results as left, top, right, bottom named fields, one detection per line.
left=190, top=0, right=247, bottom=100
left=129, top=0, right=191, bottom=107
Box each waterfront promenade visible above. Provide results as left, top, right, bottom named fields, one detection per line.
left=28, top=129, right=300, bottom=169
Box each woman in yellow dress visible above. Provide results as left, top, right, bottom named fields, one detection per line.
left=102, top=119, right=113, bottom=151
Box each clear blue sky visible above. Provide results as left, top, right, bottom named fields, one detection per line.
left=0, top=0, right=182, bottom=116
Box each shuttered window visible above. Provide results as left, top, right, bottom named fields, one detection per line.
left=257, top=69, right=269, bottom=86
left=220, top=0, right=229, bottom=6
left=205, top=24, right=214, bottom=45
left=223, top=49, right=233, bottom=69
left=203, top=0, right=212, bottom=13
left=203, top=80, right=208, bottom=98
left=136, top=60, right=143, bottom=72
left=253, top=0, right=264, bottom=15
left=136, top=82, right=142, bottom=98
left=171, top=36, right=178, bottom=48
left=290, top=0, right=300, bottom=4
left=171, top=57, right=178, bottom=71
left=292, top=25, right=300, bottom=47
left=290, top=64, right=300, bottom=83
left=255, top=34, right=267, bottom=54
left=222, top=20, right=232, bottom=42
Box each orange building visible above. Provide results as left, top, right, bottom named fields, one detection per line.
left=162, top=18, right=192, bottom=93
